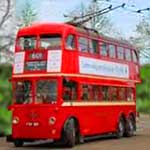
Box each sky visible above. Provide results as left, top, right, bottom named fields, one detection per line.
left=16, top=0, right=150, bottom=38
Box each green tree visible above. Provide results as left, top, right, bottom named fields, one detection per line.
left=0, top=65, right=12, bottom=135
left=66, top=0, right=120, bottom=37
left=87, top=0, right=112, bottom=32
left=0, top=0, right=15, bottom=136
left=130, top=14, right=150, bottom=64
left=0, top=0, right=17, bottom=64
left=20, top=1, right=37, bottom=27
left=136, top=64, right=150, bottom=113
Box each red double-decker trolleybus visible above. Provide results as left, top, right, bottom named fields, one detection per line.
left=9, top=23, right=140, bottom=147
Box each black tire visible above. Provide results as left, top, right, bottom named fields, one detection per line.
left=125, top=116, right=136, bottom=137
left=116, top=117, right=125, bottom=138
left=62, top=118, right=76, bottom=147
left=76, top=134, right=84, bottom=144
left=14, top=140, right=24, bottom=147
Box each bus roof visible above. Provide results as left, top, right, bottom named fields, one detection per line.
left=17, top=22, right=136, bottom=50
left=17, top=23, right=75, bottom=36
left=73, top=24, right=136, bottom=50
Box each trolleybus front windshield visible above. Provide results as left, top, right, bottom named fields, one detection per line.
left=17, top=36, right=36, bottom=51
left=36, top=80, right=57, bottom=104
left=17, top=34, right=62, bottom=51
left=14, top=80, right=32, bottom=104
left=14, top=80, right=58, bottom=104
left=39, top=34, right=61, bottom=50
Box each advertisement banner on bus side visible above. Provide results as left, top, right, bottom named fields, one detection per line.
left=47, top=50, right=62, bottom=72
left=79, top=56, right=129, bottom=78
left=14, top=52, right=25, bottom=74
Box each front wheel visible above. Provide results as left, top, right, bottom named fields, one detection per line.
left=62, top=118, right=76, bottom=147
left=14, top=140, right=24, bottom=147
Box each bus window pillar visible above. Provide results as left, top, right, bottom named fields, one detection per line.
left=77, top=83, right=82, bottom=101
left=32, top=80, right=36, bottom=104
left=58, top=77, right=63, bottom=104
left=133, top=88, right=136, bottom=102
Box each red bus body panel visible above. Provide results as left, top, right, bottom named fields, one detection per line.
left=12, top=103, right=136, bottom=140
left=10, top=23, right=139, bottom=141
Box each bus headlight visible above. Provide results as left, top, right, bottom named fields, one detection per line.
left=49, top=117, right=56, bottom=125
left=12, top=116, right=19, bottom=124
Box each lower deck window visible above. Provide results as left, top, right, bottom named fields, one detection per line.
left=109, top=87, right=117, bottom=101
left=127, top=88, right=134, bottom=101
left=79, top=84, right=134, bottom=102
left=81, top=85, right=90, bottom=100
left=36, top=80, right=57, bottom=103
left=118, top=88, right=126, bottom=101
left=92, top=86, right=101, bottom=101
left=102, top=86, right=109, bottom=101
left=13, top=79, right=134, bottom=104
left=63, top=79, right=77, bottom=101
left=14, top=81, right=32, bottom=104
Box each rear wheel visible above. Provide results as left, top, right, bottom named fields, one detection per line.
left=116, top=117, right=125, bottom=138
left=125, top=115, right=136, bottom=137
left=14, top=140, right=24, bottom=147
left=62, top=118, right=76, bottom=147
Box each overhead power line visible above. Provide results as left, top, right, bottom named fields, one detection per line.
left=96, top=0, right=150, bottom=14
left=140, top=50, right=150, bottom=59
left=64, top=0, right=150, bottom=26
left=65, top=3, right=126, bottom=25
left=64, top=5, right=113, bottom=20
left=79, top=3, right=126, bottom=24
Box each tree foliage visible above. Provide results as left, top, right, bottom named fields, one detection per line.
left=137, top=64, right=150, bottom=113
left=0, top=65, right=12, bottom=135
left=87, top=0, right=112, bottom=33
left=66, top=0, right=120, bottom=37
left=0, top=0, right=17, bottom=64
left=130, top=15, right=150, bottom=64
left=0, top=0, right=14, bottom=135
left=0, top=0, right=38, bottom=135
left=20, top=1, right=37, bottom=27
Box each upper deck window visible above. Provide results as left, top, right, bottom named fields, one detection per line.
left=132, top=50, right=138, bottom=63
left=125, top=48, right=132, bottom=61
left=109, top=45, right=116, bottom=58
left=40, top=34, right=61, bottom=50
left=78, top=37, right=88, bottom=52
left=66, top=34, right=76, bottom=50
left=18, top=36, right=36, bottom=51
left=89, top=39, right=99, bottom=54
left=100, top=42, right=108, bottom=56
left=117, top=47, right=124, bottom=60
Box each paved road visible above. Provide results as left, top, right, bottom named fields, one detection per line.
left=0, top=115, right=150, bottom=150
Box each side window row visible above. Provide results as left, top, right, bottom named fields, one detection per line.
left=62, top=80, right=134, bottom=102
left=99, top=42, right=138, bottom=63
left=78, top=37, right=98, bottom=54
left=65, top=34, right=138, bottom=63
left=81, top=85, right=134, bottom=102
